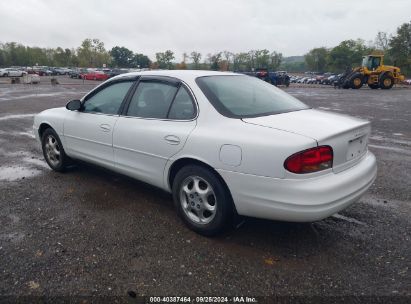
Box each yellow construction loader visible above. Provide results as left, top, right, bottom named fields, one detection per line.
left=340, top=54, right=405, bottom=89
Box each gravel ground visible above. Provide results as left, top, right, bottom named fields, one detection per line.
left=0, top=76, right=410, bottom=302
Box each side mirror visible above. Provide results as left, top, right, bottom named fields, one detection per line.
left=66, top=99, right=82, bottom=111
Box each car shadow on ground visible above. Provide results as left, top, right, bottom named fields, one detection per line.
left=62, top=161, right=352, bottom=257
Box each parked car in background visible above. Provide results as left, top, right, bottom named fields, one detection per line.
left=81, top=71, right=110, bottom=81
left=241, top=68, right=290, bottom=87
left=33, top=70, right=377, bottom=235
left=321, top=74, right=336, bottom=85
left=25, top=67, right=38, bottom=74
left=50, top=67, right=71, bottom=75
left=69, top=68, right=86, bottom=79
left=0, top=68, right=27, bottom=77
left=60, top=68, right=72, bottom=75
left=306, top=77, right=317, bottom=84
left=34, top=68, right=53, bottom=76
left=106, top=68, right=129, bottom=78
left=315, top=75, right=325, bottom=84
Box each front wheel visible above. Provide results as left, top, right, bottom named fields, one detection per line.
left=350, top=74, right=363, bottom=89
left=172, top=165, right=233, bottom=236
left=41, top=128, right=71, bottom=172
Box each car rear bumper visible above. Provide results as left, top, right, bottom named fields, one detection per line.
left=217, top=151, right=377, bottom=222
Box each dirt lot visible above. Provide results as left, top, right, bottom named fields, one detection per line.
left=0, top=76, right=410, bottom=302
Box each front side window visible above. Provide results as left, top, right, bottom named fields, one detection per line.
left=196, top=75, right=309, bottom=118
left=82, top=81, right=134, bottom=115
left=126, top=81, right=178, bottom=119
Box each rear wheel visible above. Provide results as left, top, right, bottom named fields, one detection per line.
left=41, top=128, right=71, bottom=172
left=379, top=74, right=394, bottom=90
left=172, top=165, right=233, bottom=236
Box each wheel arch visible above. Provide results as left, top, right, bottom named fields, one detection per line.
left=167, top=157, right=237, bottom=212
left=379, top=70, right=393, bottom=79
left=38, top=122, right=54, bottom=138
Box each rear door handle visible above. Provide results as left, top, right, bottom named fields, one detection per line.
left=99, top=124, right=111, bottom=132
left=164, top=135, right=180, bottom=145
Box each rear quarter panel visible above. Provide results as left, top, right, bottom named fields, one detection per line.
left=169, top=116, right=317, bottom=180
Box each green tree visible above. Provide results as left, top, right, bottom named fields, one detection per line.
left=54, top=47, right=73, bottom=66
left=327, top=39, right=371, bottom=72
left=2, top=42, right=25, bottom=66
left=77, top=38, right=110, bottom=67
left=388, top=21, right=411, bottom=75
left=130, top=53, right=151, bottom=68
left=155, top=50, right=174, bottom=69
left=304, top=47, right=329, bottom=72
left=0, top=49, right=6, bottom=67
left=110, top=46, right=134, bottom=67
left=233, top=52, right=250, bottom=71
left=254, top=49, right=270, bottom=69
left=270, top=51, right=283, bottom=70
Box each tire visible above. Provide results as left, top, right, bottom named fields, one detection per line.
left=379, top=74, right=394, bottom=90
left=172, top=165, right=233, bottom=236
left=41, top=128, right=71, bottom=172
left=350, top=73, right=363, bottom=89
left=368, top=83, right=379, bottom=89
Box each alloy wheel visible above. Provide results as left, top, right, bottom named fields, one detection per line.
left=179, top=176, right=217, bottom=225
left=44, top=135, right=61, bottom=167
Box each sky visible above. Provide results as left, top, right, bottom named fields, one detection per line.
left=0, top=0, right=410, bottom=61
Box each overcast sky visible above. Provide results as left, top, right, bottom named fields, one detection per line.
left=0, top=0, right=410, bottom=61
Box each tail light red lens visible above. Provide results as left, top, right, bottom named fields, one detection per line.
left=284, top=146, right=333, bottom=174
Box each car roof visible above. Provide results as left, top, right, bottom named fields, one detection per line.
left=113, top=70, right=241, bottom=82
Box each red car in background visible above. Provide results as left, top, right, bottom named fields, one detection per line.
left=81, top=71, right=109, bottom=81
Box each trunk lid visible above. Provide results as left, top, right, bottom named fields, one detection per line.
left=243, top=109, right=371, bottom=173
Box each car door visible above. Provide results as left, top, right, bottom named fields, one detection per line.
left=8, top=69, right=18, bottom=77
left=63, top=79, right=135, bottom=168
left=113, top=76, right=197, bottom=189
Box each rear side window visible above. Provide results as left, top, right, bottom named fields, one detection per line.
left=83, top=81, right=133, bottom=115
left=168, top=86, right=196, bottom=120
left=126, top=82, right=178, bottom=119
left=196, top=75, right=308, bottom=118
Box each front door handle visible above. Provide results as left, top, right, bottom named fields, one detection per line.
left=99, top=124, right=111, bottom=132
left=164, top=135, right=180, bottom=145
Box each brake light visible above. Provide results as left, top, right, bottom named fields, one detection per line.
left=284, top=146, right=333, bottom=174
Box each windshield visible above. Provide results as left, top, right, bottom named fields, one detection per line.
left=196, top=75, right=309, bottom=118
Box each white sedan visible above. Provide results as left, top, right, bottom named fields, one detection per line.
left=33, top=70, right=377, bottom=235
left=0, top=68, right=27, bottom=77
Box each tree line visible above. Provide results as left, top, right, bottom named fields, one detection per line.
left=0, top=21, right=409, bottom=75
left=0, top=38, right=151, bottom=69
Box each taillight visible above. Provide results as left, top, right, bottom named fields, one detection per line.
left=284, top=146, right=333, bottom=174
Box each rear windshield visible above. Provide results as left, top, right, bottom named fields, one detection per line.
left=196, top=75, right=309, bottom=118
